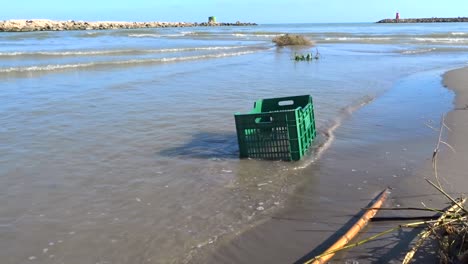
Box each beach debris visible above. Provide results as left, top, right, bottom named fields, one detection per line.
left=371, top=215, right=439, bottom=222
left=304, top=188, right=389, bottom=264
left=273, top=34, right=314, bottom=46
left=402, top=197, right=466, bottom=264
left=256, top=206, right=265, bottom=211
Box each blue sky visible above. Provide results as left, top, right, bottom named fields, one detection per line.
left=2, top=0, right=467, bottom=23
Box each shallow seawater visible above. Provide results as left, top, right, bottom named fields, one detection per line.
left=199, top=69, right=456, bottom=264
left=0, top=23, right=468, bottom=263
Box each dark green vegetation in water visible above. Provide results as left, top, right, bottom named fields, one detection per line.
left=294, top=49, right=320, bottom=61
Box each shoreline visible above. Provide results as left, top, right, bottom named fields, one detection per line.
left=388, top=66, right=468, bottom=263
left=437, top=67, right=468, bottom=193
left=377, top=17, right=468, bottom=23
left=196, top=68, right=461, bottom=263
left=0, top=19, right=257, bottom=32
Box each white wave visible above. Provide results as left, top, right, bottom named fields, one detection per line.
left=0, top=63, right=94, bottom=73
left=451, top=32, right=468, bottom=36
left=232, top=33, right=280, bottom=38
left=0, top=50, right=127, bottom=56
left=153, top=46, right=246, bottom=53
left=0, top=51, right=24, bottom=56
left=132, top=33, right=188, bottom=38
left=0, top=50, right=259, bottom=73
left=128, top=33, right=161, bottom=38
left=0, top=46, right=248, bottom=57
left=322, top=35, right=468, bottom=45
left=155, top=50, right=259, bottom=61
left=413, top=37, right=468, bottom=44
left=324, top=37, right=392, bottom=41
left=401, top=48, right=436, bottom=54
left=293, top=96, right=375, bottom=170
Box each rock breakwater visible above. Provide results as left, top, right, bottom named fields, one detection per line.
left=0, top=19, right=257, bottom=32
left=377, top=17, right=468, bottom=23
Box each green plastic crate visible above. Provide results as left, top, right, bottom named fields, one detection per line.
left=234, top=95, right=316, bottom=161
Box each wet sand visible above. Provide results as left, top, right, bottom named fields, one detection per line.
left=436, top=67, right=468, bottom=195
left=194, top=67, right=468, bottom=263
left=443, top=67, right=468, bottom=152
left=399, top=66, right=468, bottom=206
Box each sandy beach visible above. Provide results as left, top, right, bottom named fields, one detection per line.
left=438, top=67, right=468, bottom=193
left=402, top=66, right=468, bottom=200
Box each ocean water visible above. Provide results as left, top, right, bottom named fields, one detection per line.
left=1, top=23, right=468, bottom=263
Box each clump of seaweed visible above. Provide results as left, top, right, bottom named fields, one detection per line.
left=434, top=206, right=468, bottom=264
left=273, top=34, right=314, bottom=46
left=438, top=219, right=468, bottom=263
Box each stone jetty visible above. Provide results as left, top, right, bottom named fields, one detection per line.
left=377, top=17, right=468, bottom=23
left=0, top=19, right=257, bottom=32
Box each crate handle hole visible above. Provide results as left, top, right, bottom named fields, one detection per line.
left=278, top=100, right=294, bottom=106
left=255, top=116, right=274, bottom=124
